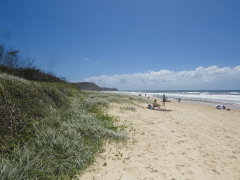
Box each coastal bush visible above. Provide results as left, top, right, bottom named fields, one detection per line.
left=0, top=44, right=66, bottom=82
left=0, top=73, right=128, bottom=179
left=0, top=73, right=70, bottom=153
left=120, top=106, right=136, bottom=111
left=86, top=92, right=152, bottom=106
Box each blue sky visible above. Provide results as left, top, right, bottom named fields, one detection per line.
left=1, top=0, right=240, bottom=90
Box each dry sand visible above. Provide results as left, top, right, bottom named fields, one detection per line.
left=79, top=100, right=240, bottom=180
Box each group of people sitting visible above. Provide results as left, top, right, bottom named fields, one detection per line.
left=148, top=99, right=172, bottom=111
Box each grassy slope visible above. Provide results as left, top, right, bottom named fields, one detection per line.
left=0, top=73, right=151, bottom=179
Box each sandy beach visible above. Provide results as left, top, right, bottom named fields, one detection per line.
left=79, top=99, right=240, bottom=180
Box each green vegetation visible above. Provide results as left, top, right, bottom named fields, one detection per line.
left=0, top=43, right=152, bottom=179
left=0, top=44, right=66, bottom=82
left=0, top=73, right=125, bottom=179
left=72, top=82, right=118, bottom=91
left=0, top=72, right=152, bottom=179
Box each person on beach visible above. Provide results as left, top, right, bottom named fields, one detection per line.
left=153, top=99, right=160, bottom=107
left=162, top=94, right=166, bottom=106
left=148, top=104, right=172, bottom=111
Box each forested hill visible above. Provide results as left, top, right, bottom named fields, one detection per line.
left=72, top=82, right=118, bottom=91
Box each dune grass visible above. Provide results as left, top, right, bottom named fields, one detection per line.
left=0, top=73, right=151, bottom=179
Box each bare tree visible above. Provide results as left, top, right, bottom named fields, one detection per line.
left=0, top=44, right=5, bottom=64
left=0, top=44, right=34, bottom=69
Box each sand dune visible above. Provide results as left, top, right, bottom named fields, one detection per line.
left=79, top=101, right=240, bottom=180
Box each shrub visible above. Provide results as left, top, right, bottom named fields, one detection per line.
left=0, top=73, right=127, bottom=179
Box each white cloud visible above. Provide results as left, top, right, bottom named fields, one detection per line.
left=83, top=66, right=240, bottom=90
left=83, top=58, right=99, bottom=66
left=83, top=58, right=91, bottom=62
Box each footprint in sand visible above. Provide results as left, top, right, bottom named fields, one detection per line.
left=232, top=150, right=240, bottom=154
left=186, top=171, right=193, bottom=175
left=177, top=140, right=185, bottom=144
left=212, top=169, right=220, bottom=175
left=175, top=164, right=185, bottom=171
left=202, top=153, right=210, bottom=158
left=203, top=161, right=214, bottom=169
left=228, top=156, right=237, bottom=159
left=184, top=148, right=192, bottom=153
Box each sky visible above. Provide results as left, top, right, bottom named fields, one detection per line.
left=1, top=0, right=240, bottom=90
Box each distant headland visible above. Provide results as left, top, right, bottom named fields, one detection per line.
left=72, top=82, right=118, bottom=91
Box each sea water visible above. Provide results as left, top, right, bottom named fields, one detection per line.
left=115, top=90, right=240, bottom=109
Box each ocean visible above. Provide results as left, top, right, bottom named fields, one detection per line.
left=115, top=90, right=240, bottom=109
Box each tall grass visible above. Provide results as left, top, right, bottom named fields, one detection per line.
left=86, top=92, right=152, bottom=106
left=1, top=73, right=144, bottom=179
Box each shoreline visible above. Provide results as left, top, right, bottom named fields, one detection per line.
left=179, top=99, right=240, bottom=110
left=157, top=98, right=240, bottom=110
left=103, top=91, right=240, bottom=109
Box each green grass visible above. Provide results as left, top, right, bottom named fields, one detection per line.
left=0, top=73, right=71, bottom=153
left=0, top=73, right=152, bottom=179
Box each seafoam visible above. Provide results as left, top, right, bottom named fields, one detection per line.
left=106, top=90, right=240, bottom=109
